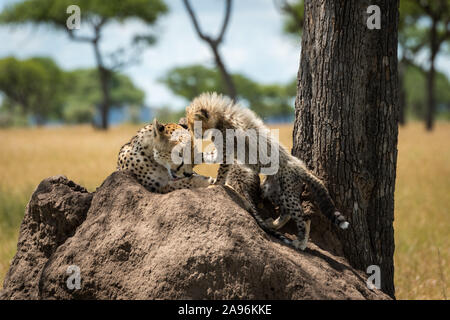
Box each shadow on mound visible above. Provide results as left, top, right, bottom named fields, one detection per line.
left=0, top=171, right=389, bottom=300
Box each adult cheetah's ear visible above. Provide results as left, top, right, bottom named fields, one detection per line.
left=153, top=118, right=165, bottom=138
left=195, top=108, right=209, bottom=121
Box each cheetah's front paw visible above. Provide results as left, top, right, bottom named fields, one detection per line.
left=208, top=177, right=216, bottom=184
left=292, top=239, right=308, bottom=251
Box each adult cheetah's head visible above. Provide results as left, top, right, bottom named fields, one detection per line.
left=152, top=118, right=195, bottom=180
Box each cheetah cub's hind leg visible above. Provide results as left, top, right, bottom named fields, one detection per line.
left=278, top=189, right=311, bottom=250
left=261, top=175, right=290, bottom=230
left=262, top=171, right=311, bottom=250
left=292, top=219, right=311, bottom=251
left=261, top=175, right=294, bottom=231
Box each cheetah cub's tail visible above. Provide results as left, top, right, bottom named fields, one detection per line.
left=292, top=159, right=349, bottom=230
left=250, top=207, right=295, bottom=247
left=237, top=191, right=295, bottom=248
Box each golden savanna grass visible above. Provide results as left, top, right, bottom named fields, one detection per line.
left=0, top=123, right=448, bottom=299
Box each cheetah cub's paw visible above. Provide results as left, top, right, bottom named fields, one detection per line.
left=339, top=221, right=349, bottom=229
left=292, top=239, right=308, bottom=251
left=264, top=217, right=276, bottom=229
left=208, top=177, right=216, bottom=184
left=206, top=177, right=217, bottom=188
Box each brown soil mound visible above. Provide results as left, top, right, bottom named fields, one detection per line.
left=1, top=171, right=389, bottom=300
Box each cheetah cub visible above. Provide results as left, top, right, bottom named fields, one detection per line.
left=185, top=92, right=349, bottom=250
left=117, top=118, right=212, bottom=193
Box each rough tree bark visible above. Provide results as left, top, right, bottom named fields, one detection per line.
left=292, top=0, right=399, bottom=298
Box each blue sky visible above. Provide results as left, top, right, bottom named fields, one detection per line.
left=0, top=0, right=301, bottom=110
left=0, top=0, right=449, bottom=110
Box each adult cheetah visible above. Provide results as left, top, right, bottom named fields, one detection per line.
left=117, top=118, right=212, bottom=193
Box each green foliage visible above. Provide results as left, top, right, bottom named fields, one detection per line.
left=399, top=1, right=450, bottom=121
left=62, top=102, right=95, bottom=124
left=0, top=0, right=167, bottom=129
left=160, top=65, right=295, bottom=120
left=0, top=188, right=29, bottom=231
left=399, top=0, right=450, bottom=56
left=0, top=56, right=145, bottom=125
left=0, top=99, right=29, bottom=128
left=0, top=0, right=168, bottom=29
left=0, top=56, right=65, bottom=124
left=63, top=68, right=145, bottom=124
left=404, top=65, right=450, bottom=119
left=154, top=106, right=186, bottom=123
left=160, top=65, right=223, bottom=101
left=279, top=0, right=304, bottom=38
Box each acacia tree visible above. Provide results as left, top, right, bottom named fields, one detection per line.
left=293, top=1, right=399, bottom=298
left=0, top=57, right=65, bottom=125
left=399, top=0, right=450, bottom=131
left=160, top=64, right=295, bottom=119
left=273, top=0, right=304, bottom=37
left=0, top=0, right=167, bottom=129
left=182, top=0, right=236, bottom=101
left=63, top=68, right=145, bottom=124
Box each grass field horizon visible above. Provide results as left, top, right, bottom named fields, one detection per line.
left=0, top=122, right=448, bottom=299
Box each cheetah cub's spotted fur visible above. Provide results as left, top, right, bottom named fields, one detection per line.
left=117, top=118, right=212, bottom=193
left=185, top=92, right=349, bottom=250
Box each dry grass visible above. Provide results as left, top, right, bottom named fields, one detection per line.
left=0, top=122, right=448, bottom=299
left=394, top=122, right=449, bottom=299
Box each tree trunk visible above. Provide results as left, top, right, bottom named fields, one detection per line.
left=426, top=20, right=438, bottom=131
left=93, top=40, right=111, bottom=130
left=98, top=66, right=111, bottom=130
left=292, top=0, right=399, bottom=298
left=425, top=61, right=435, bottom=131
left=211, top=44, right=237, bottom=101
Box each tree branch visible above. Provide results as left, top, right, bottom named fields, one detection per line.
left=274, top=0, right=304, bottom=31
left=217, top=0, right=232, bottom=44
left=437, top=17, right=450, bottom=46
left=400, top=54, right=426, bottom=75
left=182, top=0, right=212, bottom=44
left=416, top=0, right=434, bottom=18
left=182, top=0, right=236, bottom=100
left=66, top=29, right=96, bottom=43
left=65, top=16, right=107, bottom=44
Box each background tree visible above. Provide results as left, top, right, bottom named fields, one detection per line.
left=0, top=56, right=65, bottom=125
left=273, top=0, right=305, bottom=38
left=292, top=0, right=399, bottom=297
left=0, top=0, right=167, bottom=129
left=403, top=64, right=450, bottom=120
left=0, top=56, right=145, bottom=126
left=399, top=0, right=450, bottom=130
left=160, top=64, right=295, bottom=120
left=182, top=0, right=236, bottom=101
left=63, top=68, right=145, bottom=124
